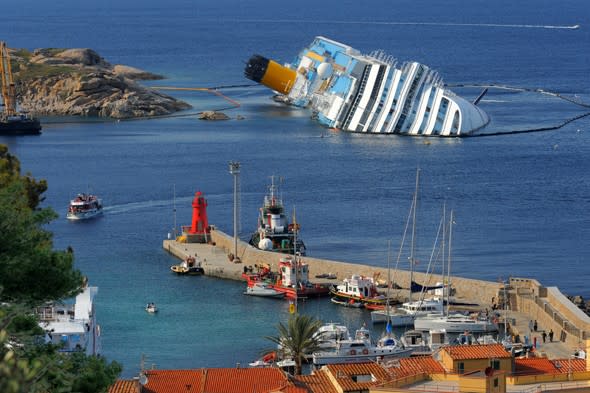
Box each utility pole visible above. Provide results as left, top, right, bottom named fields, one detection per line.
left=229, top=161, right=240, bottom=260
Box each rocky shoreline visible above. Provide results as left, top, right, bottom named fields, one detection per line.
left=11, top=47, right=191, bottom=119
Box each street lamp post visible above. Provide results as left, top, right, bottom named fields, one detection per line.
left=229, top=161, right=240, bottom=260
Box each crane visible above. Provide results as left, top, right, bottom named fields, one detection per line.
left=0, top=41, right=17, bottom=117
left=0, top=41, right=42, bottom=135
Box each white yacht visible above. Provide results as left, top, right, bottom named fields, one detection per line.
left=413, top=312, right=498, bottom=333
left=314, top=322, right=350, bottom=350
left=371, top=297, right=444, bottom=325
left=245, top=36, right=489, bottom=137
left=312, top=327, right=412, bottom=366
left=37, top=286, right=101, bottom=356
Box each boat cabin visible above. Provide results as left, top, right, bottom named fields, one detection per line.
left=278, top=256, right=309, bottom=287
left=336, top=275, right=379, bottom=298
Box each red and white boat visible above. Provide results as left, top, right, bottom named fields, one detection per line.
left=270, top=255, right=331, bottom=299
left=67, top=193, right=103, bottom=220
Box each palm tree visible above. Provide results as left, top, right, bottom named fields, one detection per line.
left=265, top=314, right=322, bottom=375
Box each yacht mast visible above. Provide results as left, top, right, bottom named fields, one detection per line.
left=409, top=169, right=420, bottom=303
left=446, top=210, right=454, bottom=316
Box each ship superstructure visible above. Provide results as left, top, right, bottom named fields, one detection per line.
left=245, top=36, right=489, bottom=137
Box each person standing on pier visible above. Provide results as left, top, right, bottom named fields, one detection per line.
left=542, top=331, right=547, bottom=343
left=534, top=320, right=538, bottom=332
left=549, top=329, right=554, bottom=342
left=529, top=320, right=534, bottom=333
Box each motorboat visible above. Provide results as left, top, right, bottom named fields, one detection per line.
left=312, top=326, right=413, bottom=366
left=66, top=193, right=103, bottom=220
left=330, top=297, right=364, bottom=308
left=170, top=255, right=204, bottom=275
left=330, top=274, right=388, bottom=307
left=37, top=286, right=101, bottom=355
left=145, top=303, right=158, bottom=313
left=248, top=175, right=306, bottom=255
left=314, top=323, right=350, bottom=350
left=371, top=297, right=444, bottom=325
left=244, top=282, right=285, bottom=298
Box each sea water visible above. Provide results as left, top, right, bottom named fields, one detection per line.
left=1, top=0, right=589, bottom=377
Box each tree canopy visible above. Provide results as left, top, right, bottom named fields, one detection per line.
left=265, top=313, right=322, bottom=375
left=0, top=145, right=121, bottom=392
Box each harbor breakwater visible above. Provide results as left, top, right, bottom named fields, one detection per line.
left=163, top=228, right=590, bottom=350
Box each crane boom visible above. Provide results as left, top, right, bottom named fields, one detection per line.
left=0, top=41, right=17, bottom=116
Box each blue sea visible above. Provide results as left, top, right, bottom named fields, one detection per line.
left=1, top=0, right=589, bottom=378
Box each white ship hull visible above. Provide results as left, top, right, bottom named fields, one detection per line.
left=413, top=314, right=497, bottom=333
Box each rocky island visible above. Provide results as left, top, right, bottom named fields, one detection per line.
left=10, top=47, right=191, bottom=119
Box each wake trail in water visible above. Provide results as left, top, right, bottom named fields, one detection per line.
left=228, top=19, right=581, bottom=30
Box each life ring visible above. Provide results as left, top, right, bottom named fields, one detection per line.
left=362, top=349, right=369, bottom=355
left=350, top=349, right=356, bottom=355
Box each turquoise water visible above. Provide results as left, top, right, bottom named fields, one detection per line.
left=1, top=0, right=589, bottom=377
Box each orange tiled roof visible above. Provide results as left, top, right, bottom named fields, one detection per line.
left=515, top=358, right=587, bottom=375
left=515, top=358, right=560, bottom=375
left=442, top=344, right=512, bottom=360
left=296, top=370, right=338, bottom=393
left=386, top=356, right=446, bottom=379
left=141, top=368, right=300, bottom=393
left=325, top=363, right=390, bottom=391
left=108, top=379, right=137, bottom=393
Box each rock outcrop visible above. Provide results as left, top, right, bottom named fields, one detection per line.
left=13, top=48, right=190, bottom=119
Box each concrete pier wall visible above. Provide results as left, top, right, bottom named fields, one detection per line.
left=206, top=228, right=500, bottom=307
left=163, top=227, right=589, bottom=356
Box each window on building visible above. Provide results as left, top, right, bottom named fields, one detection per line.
left=491, top=359, right=500, bottom=370
left=494, top=378, right=499, bottom=387
left=458, top=362, right=464, bottom=374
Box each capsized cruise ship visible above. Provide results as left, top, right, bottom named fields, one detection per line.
left=245, top=36, right=489, bottom=137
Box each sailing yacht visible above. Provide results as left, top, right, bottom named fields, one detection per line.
left=371, top=169, right=444, bottom=326
left=412, top=210, right=498, bottom=333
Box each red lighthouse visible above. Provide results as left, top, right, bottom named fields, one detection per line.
left=186, top=191, right=210, bottom=242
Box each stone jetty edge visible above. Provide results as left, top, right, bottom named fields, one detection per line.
left=163, top=228, right=590, bottom=352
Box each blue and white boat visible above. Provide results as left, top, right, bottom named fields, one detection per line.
left=245, top=36, right=489, bottom=137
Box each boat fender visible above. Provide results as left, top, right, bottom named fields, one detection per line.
left=350, top=349, right=356, bottom=355
left=362, top=349, right=369, bottom=355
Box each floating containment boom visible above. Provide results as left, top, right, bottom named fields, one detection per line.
left=245, top=36, right=490, bottom=137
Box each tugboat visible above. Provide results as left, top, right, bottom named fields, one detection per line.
left=0, top=41, right=42, bottom=135
left=268, top=255, right=331, bottom=299
left=249, top=176, right=306, bottom=255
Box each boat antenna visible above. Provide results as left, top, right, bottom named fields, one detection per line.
left=386, top=239, right=392, bottom=327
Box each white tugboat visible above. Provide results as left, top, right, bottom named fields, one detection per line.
left=248, top=176, right=306, bottom=255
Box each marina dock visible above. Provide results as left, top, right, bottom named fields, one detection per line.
left=163, top=227, right=590, bottom=360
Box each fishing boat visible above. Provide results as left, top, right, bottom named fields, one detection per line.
left=330, top=274, right=387, bottom=307
left=37, top=286, right=101, bottom=355
left=312, top=326, right=412, bottom=366
left=66, top=193, right=103, bottom=220
left=245, top=36, right=489, bottom=137
left=170, top=255, right=204, bottom=275
left=268, top=255, right=331, bottom=299
left=145, top=303, right=158, bottom=313
left=244, top=282, right=285, bottom=298
left=248, top=176, right=306, bottom=255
